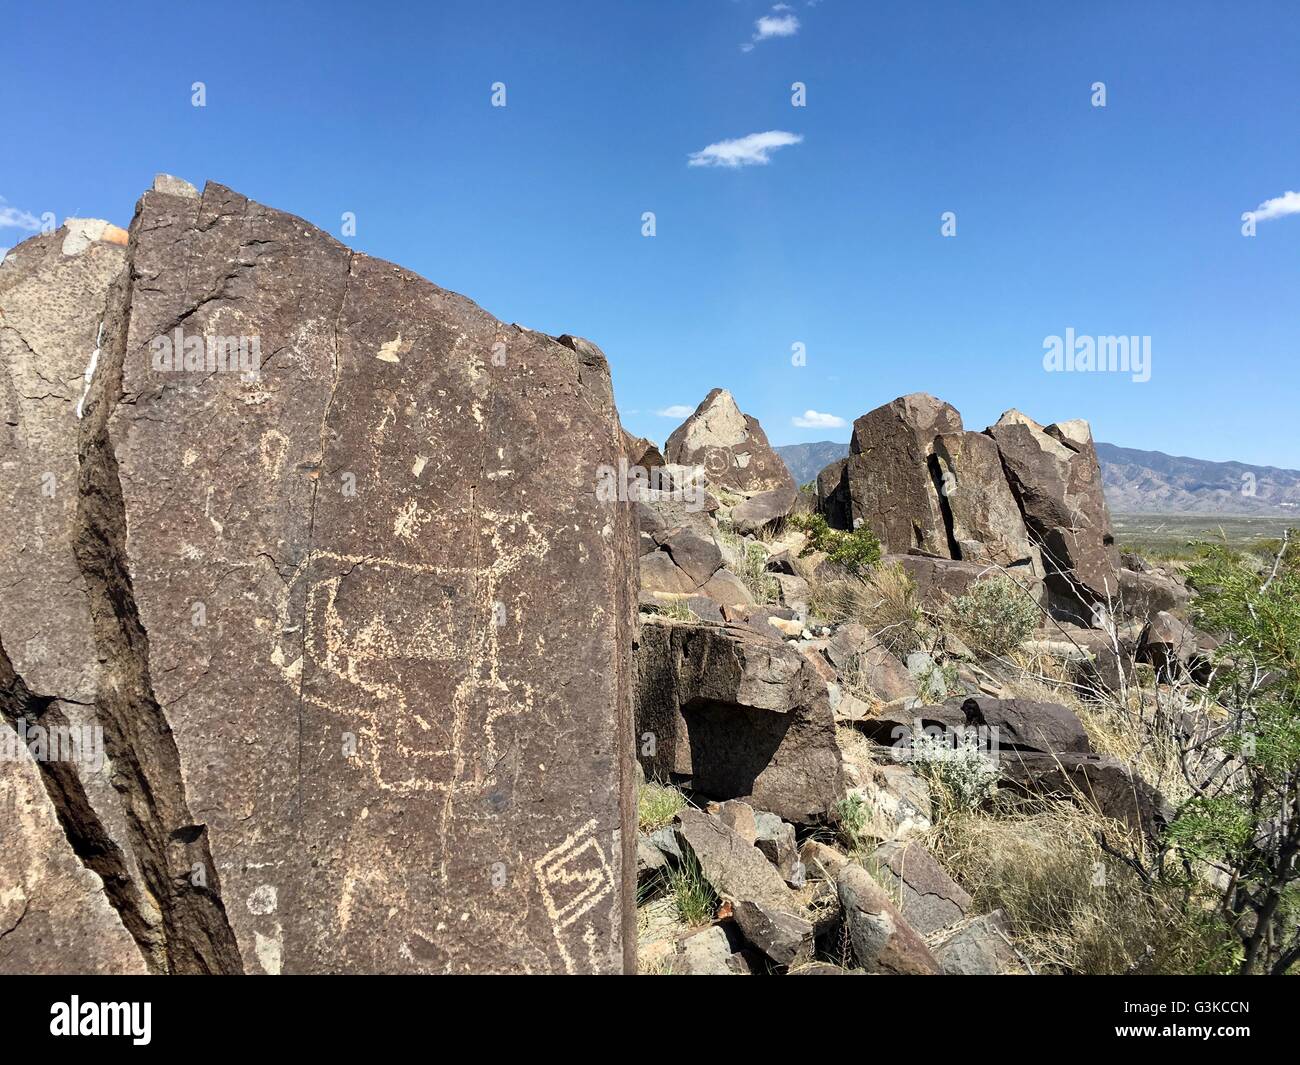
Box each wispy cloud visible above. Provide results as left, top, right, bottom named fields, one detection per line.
left=792, top=410, right=846, bottom=429
left=688, top=130, right=803, bottom=168
left=1246, top=190, right=1300, bottom=224
left=0, top=196, right=42, bottom=232
left=656, top=404, right=694, bottom=418
left=741, top=5, right=801, bottom=51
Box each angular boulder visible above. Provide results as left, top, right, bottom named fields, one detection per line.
left=835, top=864, right=940, bottom=975
left=985, top=411, right=1119, bottom=620
left=674, top=809, right=796, bottom=911
left=664, top=388, right=796, bottom=500
left=932, top=430, right=1036, bottom=567
left=867, top=840, right=971, bottom=936
left=635, top=619, right=843, bottom=822
left=843, top=393, right=963, bottom=556
left=5, top=179, right=639, bottom=974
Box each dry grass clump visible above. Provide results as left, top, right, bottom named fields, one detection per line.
left=637, top=781, right=687, bottom=833
left=928, top=797, right=1232, bottom=974
left=808, top=561, right=929, bottom=655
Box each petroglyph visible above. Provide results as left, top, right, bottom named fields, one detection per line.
left=534, top=818, right=616, bottom=974
left=268, top=508, right=550, bottom=797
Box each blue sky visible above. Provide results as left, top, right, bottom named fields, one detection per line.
left=3, top=0, right=1297, bottom=465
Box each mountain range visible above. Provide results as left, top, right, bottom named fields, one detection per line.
left=773, top=440, right=1300, bottom=516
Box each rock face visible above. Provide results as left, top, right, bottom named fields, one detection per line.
left=665, top=388, right=796, bottom=501
left=1, top=179, right=638, bottom=973
left=635, top=620, right=843, bottom=822
left=932, top=430, right=1035, bottom=567
left=985, top=411, right=1119, bottom=619
left=1, top=224, right=154, bottom=974
left=843, top=393, right=962, bottom=555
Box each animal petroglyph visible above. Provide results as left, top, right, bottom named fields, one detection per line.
left=268, top=508, right=550, bottom=797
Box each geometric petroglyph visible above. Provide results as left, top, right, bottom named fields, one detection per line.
left=268, top=508, right=549, bottom=796
left=535, top=818, right=616, bottom=973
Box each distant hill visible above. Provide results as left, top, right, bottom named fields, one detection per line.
left=775, top=440, right=1300, bottom=516
left=774, top=441, right=852, bottom=486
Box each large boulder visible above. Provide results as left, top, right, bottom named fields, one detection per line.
left=932, top=430, right=1036, bottom=568
left=1119, top=568, right=1189, bottom=619
left=674, top=809, right=797, bottom=911
left=985, top=411, right=1119, bottom=621
left=867, top=840, right=971, bottom=936
left=635, top=620, right=843, bottom=822
left=843, top=393, right=963, bottom=556
left=856, top=696, right=1093, bottom=758
left=999, top=751, right=1171, bottom=838
left=4, top=178, right=639, bottom=974
left=835, top=864, right=940, bottom=975
left=664, top=388, right=796, bottom=501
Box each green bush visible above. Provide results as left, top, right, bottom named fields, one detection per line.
left=948, top=574, right=1040, bottom=658
left=789, top=513, right=882, bottom=578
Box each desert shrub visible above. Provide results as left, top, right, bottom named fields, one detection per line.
left=789, top=512, right=881, bottom=578
left=948, top=573, right=1040, bottom=658
left=1170, top=534, right=1300, bottom=973
left=834, top=792, right=872, bottom=853
left=909, top=730, right=998, bottom=813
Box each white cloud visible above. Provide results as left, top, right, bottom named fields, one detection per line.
left=792, top=410, right=847, bottom=429
left=0, top=195, right=41, bottom=232
left=688, top=130, right=803, bottom=168
left=656, top=404, right=694, bottom=418
left=0, top=247, right=9, bottom=263
left=1247, top=190, right=1300, bottom=223
left=754, top=12, right=800, bottom=40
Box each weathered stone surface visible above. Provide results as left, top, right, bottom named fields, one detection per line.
left=700, top=568, right=755, bottom=607
left=816, top=458, right=851, bottom=530
left=0, top=224, right=159, bottom=973
left=857, top=696, right=1092, bottom=757
left=708, top=799, right=758, bottom=845
left=637, top=834, right=670, bottom=880
left=868, top=840, right=971, bottom=936
left=754, top=811, right=801, bottom=884
left=733, top=898, right=814, bottom=968
left=985, top=410, right=1119, bottom=620
left=934, top=910, right=1025, bottom=975
left=731, top=485, right=798, bottom=535
left=799, top=840, right=850, bottom=882
left=825, top=623, right=916, bottom=702
left=674, top=809, right=796, bottom=911
left=836, top=863, right=940, bottom=975
left=635, top=620, right=843, bottom=822
left=999, top=751, right=1171, bottom=838
left=660, top=527, right=723, bottom=586
left=639, top=550, right=698, bottom=595
left=844, top=393, right=963, bottom=556
left=0, top=723, right=147, bottom=975
left=863, top=696, right=1097, bottom=764
left=1120, top=568, right=1188, bottom=619
left=665, top=389, right=796, bottom=498
left=621, top=429, right=664, bottom=471
left=1137, top=610, right=1199, bottom=680
left=932, top=430, right=1035, bottom=567
left=664, top=924, right=733, bottom=975
left=12, top=181, right=638, bottom=974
